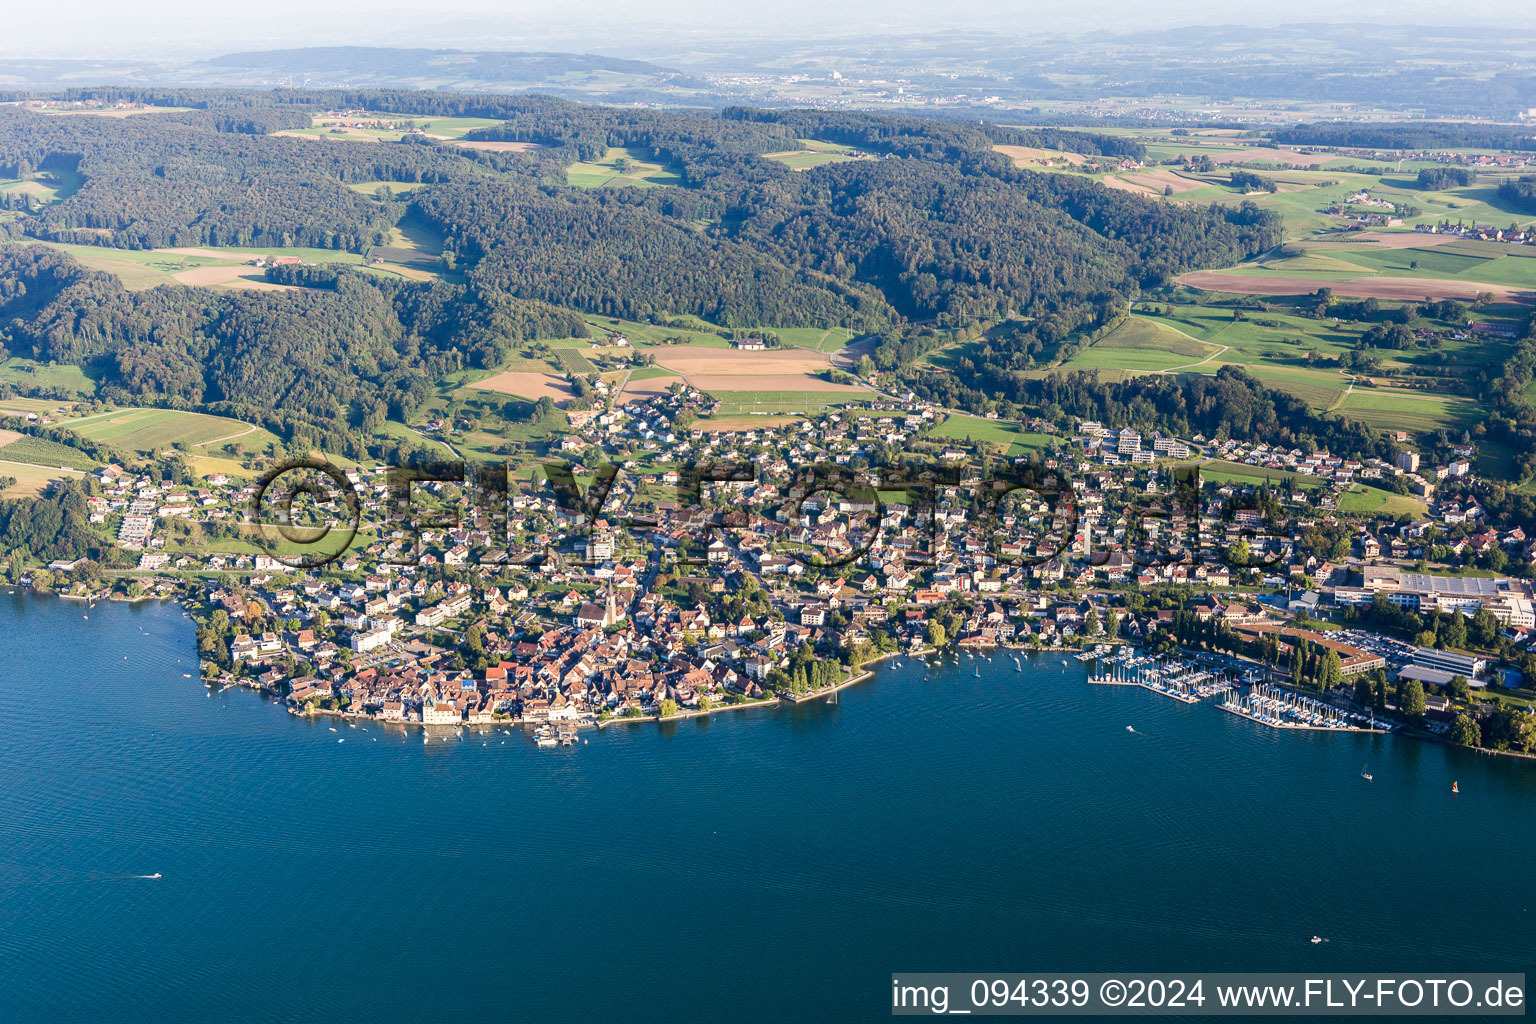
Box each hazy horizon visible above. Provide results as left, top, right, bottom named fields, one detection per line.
left=4, top=2, right=1535, bottom=60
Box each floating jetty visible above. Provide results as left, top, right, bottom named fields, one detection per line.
left=1220, top=682, right=1385, bottom=732
left=1086, top=653, right=1234, bottom=705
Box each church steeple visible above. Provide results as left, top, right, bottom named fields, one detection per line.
left=603, top=583, right=624, bottom=627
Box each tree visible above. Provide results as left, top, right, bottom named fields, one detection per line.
left=1401, top=678, right=1427, bottom=720
left=1353, top=675, right=1374, bottom=708
left=658, top=698, right=679, bottom=718
left=1448, top=675, right=1472, bottom=702
left=1320, top=650, right=1343, bottom=690
left=1449, top=712, right=1481, bottom=747
left=926, top=620, right=947, bottom=649
left=1472, top=608, right=1500, bottom=648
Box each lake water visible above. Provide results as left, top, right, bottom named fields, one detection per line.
left=2, top=593, right=1533, bottom=1022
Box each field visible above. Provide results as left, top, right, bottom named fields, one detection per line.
left=1195, top=459, right=1322, bottom=490
left=62, top=408, right=275, bottom=455
left=0, top=396, right=76, bottom=417
left=1338, top=484, right=1428, bottom=517
left=449, top=140, right=543, bottom=153
left=1071, top=317, right=1222, bottom=371
left=763, top=140, right=870, bottom=171
left=928, top=414, right=1058, bottom=455
left=708, top=394, right=867, bottom=416
left=566, top=147, right=682, bottom=189
left=8, top=240, right=366, bottom=291
left=647, top=346, right=867, bottom=396
left=345, top=180, right=430, bottom=195
left=1101, top=168, right=1215, bottom=196
left=1052, top=312, right=1360, bottom=408
left=1209, top=240, right=1536, bottom=296
left=653, top=348, right=836, bottom=378
left=555, top=349, right=597, bottom=374
left=694, top=415, right=805, bottom=432
left=0, top=359, right=97, bottom=395
left=771, top=326, right=858, bottom=352
left=0, top=434, right=100, bottom=471
left=616, top=374, right=679, bottom=404
left=0, top=460, right=85, bottom=497
left=0, top=169, right=81, bottom=204
left=993, top=144, right=1089, bottom=168
left=1335, top=388, right=1478, bottom=433
left=1176, top=270, right=1531, bottom=303
left=275, top=114, right=505, bottom=144
left=462, top=372, right=578, bottom=403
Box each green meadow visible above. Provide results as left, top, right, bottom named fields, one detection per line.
left=0, top=358, right=98, bottom=395
left=763, top=140, right=869, bottom=171
left=928, top=414, right=1059, bottom=455
left=63, top=407, right=280, bottom=455
left=0, top=435, right=100, bottom=471
left=567, top=147, right=683, bottom=189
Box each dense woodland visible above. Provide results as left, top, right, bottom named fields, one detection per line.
left=1273, top=122, right=1536, bottom=151
left=0, top=88, right=1281, bottom=462
left=1497, top=176, right=1536, bottom=215
left=0, top=246, right=583, bottom=456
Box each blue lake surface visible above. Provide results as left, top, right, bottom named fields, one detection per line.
left=1, top=592, right=1533, bottom=1022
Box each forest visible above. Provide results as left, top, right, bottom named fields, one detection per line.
left=0, top=246, right=584, bottom=457
left=0, top=88, right=1280, bottom=462
left=1272, top=122, right=1536, bottom=151
left=1496, top=176, right=1536, bottom=215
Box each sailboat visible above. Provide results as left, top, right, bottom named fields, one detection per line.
left=1451, top=780, right=1459, bottom=794
left=1360, top=764, right=1372, bottom=781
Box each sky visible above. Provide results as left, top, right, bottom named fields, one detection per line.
left=3, top=1, right=1534, bottom=58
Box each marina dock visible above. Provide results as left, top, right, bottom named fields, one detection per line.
left=1086, top=651, right=1235, bottom=705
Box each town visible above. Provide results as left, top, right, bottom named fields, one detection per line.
left=16, top=382, right=1536, bottom=757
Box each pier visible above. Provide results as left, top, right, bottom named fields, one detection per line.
left=1219, top=682, right=1385, bottom=732
left=1086, top=652, right=1236, bottom=705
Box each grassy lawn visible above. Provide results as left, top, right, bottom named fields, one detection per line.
left=1337, top=484, right=1427, bottom=518
left=1197, top=459, right=1323, bottom=490
left=928, top=414, right=1059, bottom=455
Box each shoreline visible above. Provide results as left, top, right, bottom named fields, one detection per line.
left=11, top=587, right=1535, bottom=762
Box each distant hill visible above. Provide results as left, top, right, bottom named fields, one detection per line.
left=0, top=48, right=710, bottom=101
left=203, top=47, right=700, bottom=88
